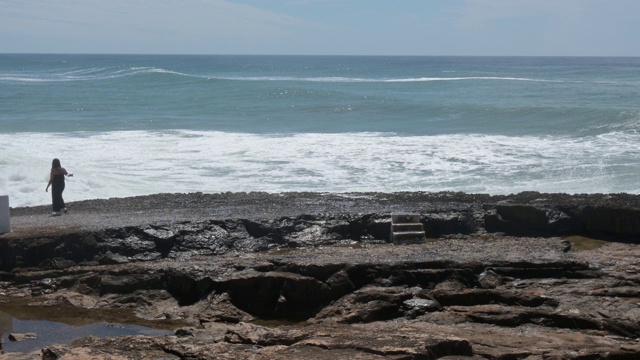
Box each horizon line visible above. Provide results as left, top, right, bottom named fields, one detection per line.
left=2, top=52, right=640, bottom=58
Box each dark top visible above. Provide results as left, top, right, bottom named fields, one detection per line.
left=52, top=172, right=65, bottom=189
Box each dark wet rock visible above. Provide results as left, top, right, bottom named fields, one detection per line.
left=217, top=271, right=332, bottom=320
left=3, top=192, right=640, bottom=272
left=579, top=205, right=640, bottom=238
left=484, top=204, right=583, bottom=236
left=424, top=211, right=477, bottom=237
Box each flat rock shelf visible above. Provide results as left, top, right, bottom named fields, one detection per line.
left=1, top=191, right=640, bottom=359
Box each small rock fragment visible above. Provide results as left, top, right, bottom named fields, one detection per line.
left=9, top=332, right=37, bottom=341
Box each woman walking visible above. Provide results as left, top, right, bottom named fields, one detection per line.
left=45, top=158, right=73, bottom=215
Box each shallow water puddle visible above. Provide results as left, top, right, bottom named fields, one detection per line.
left=564, top=235, right=609, bottom=251
left=0, top=299, right=179, bottom=354
left=0, top=314, right=173, bottom=354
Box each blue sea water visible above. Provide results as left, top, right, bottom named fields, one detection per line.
left=1, top=54, right=639, bottom=207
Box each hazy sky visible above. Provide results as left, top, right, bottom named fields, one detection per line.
left=2, top=0, right=639, bottom=56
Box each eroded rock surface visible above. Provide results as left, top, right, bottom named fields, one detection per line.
left=1, top=192, right=639, bottom=359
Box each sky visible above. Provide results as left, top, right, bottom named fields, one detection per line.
left=1, top=0, right=639, bottom=56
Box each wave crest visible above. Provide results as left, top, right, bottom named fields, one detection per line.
left=0, top=67, right=190, bottom=83
left=1, top=67, right=562, bottom=84
left=216, top=76, right=561, bottom=83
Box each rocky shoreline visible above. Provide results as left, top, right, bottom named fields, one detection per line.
left=1, top=191, right=640, bottom=359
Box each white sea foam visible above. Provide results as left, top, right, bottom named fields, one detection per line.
left=1, top=131, right=638, bottom=208
left=383, top=76, right=562, bottom=83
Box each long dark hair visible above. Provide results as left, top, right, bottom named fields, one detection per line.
left=51, top=158, right=61, bottom=169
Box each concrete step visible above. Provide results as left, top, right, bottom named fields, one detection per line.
left=391, top=212, right=421, bottom=224
left=390, top=212, right=425, bottom=244
left=392, top=231, right=426, bottom=244
left=392, top=223, right=424, bottom=233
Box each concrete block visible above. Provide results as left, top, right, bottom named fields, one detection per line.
left=0, top=195, right=10, bottom=234
left=392, top=231, right=426, bottom=244
left=391, top=212, right=421, bottom=224
left=392, top=223, right=425, bottom=233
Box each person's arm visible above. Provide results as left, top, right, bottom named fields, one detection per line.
left=45, top=173, right=53, bottom=192
left=63, top=167, right=73, bottom=177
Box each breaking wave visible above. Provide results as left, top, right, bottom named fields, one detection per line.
left=1, top=130, right=638, bottom=207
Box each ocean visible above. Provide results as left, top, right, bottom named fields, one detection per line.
left=1, top=54, right=639, bottom=208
